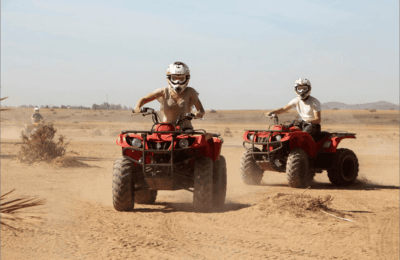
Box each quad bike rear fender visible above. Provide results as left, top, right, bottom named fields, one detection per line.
left=321, top=134, right=356, bottom=153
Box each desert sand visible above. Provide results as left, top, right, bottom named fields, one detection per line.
left=1, top=108, right=399, bottom=260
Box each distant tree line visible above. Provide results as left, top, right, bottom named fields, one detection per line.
left=17, top=103, right=133, bottom=110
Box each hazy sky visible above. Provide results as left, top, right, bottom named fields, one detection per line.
left=1, top=0, right=399, bottom=110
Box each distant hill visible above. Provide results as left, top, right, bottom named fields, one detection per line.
left=322, top=101, right=399, bottom=110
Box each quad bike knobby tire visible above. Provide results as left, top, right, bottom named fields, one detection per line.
left=213, top=155, right=227, bottom=210
left=328, top=148, right=359, bottom=186
left=135, top=189, right=158, bottom=204
left=286, top=148, right=312, bottom=188
left=112, top=156, right=136, bottom=211
left=239, top=148, right=264, bottom=185
left=193, top=157, right=214, bottom=213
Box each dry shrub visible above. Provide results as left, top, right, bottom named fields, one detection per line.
left=258, top=193, right=344, bottom=218
left=1, top=189, right=46, bottom=231
left=52, top=156, right=89, bottom=168
left=93, top=129, right=102, bottom=136
left=18, top=123, right=69, bottom=164
left=369, top=109, right=377, bottom=112
left=224, top=127, right=233, bottom=137
left=210, top=109, right=217, bottom=113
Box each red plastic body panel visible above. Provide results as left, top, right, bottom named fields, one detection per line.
left=115, top=123, right=222, bottom=163
left=243, top=125, right=356, bottom=158
left=322, top=136, right=356, bottom=153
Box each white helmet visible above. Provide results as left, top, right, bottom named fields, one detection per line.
left=294, top=78, right=312, bottom=100
left=34, top=107, right=39, bottom=113
left=166, top=61, right=190, bottom=94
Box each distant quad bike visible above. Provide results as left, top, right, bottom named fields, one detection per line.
left=240, top=114, right=359, bottom=188
left=112, top=107, right=226, bottom=212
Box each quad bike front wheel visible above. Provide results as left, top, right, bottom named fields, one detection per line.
left=286, top=148, right=313, bottom=188
left=213, top=155, right=227, bottom=210
left=135, top=189, right=158, bottom=204
left=239, top=148, right=264, bottom=185
left=112, top=156, right=136, bottom=211
left=328, top=148, right=359, bottom=186
left=193, top=157, right=214, bottom=213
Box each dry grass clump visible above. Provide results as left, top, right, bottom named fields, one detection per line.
left=259, top=193, right=345, bottom=218
left=1, top=189, right=46, bottom=231
left=369, top=109, right=377, bottom=112
left=52, top=156, right=89, bottom=168
left=224, top=127, right=233, bottom=137
left=18, top=123, right=70, bottom=164
left=93, top=129, right=102, bottom=136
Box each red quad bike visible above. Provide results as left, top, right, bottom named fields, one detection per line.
left=239, top=114, right=359, bottom=188
left=113, top=107, right=226, bottom=212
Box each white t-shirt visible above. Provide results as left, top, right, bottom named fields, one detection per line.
left=288, top=96, right=321, bottom=121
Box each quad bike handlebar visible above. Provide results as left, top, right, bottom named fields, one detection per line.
left=261, top=113, right=279, bottom=125
left=131, top=107, right=204, bottom=126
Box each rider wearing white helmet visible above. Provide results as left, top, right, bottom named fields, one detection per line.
left=31, top=107, right=43, bottom=124
left=266, top=78, right=322, bottom=137
left=133, top=61, right=205, bottom=130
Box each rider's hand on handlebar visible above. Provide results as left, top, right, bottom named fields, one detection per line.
left=265, top=112, right=276, bottom=117
left=132, top=107, right=141, bottom=114
left=194, top=112, right=203, bottom=118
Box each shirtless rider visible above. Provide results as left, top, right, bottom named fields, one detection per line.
left=133, top=61, right=205, bottom=130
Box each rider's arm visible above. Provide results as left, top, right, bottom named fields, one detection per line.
left=193, top=99, right=205, bottom=117
left=308, top=111, right=321, bottom=124
left=266, top=104, right=293, bottom=116
left=133, top=92, right=161, bottom=113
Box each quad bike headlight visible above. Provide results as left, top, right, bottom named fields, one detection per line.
left=131, top=138, right=142, bottom=148
left=249, top=134, right=254, bottom=141
left=275, top=135, right=283, bottom=141
left=179, top=138, right=189, bottom=148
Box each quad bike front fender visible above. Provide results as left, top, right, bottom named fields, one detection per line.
left=288, top=132, right=317, bottom=157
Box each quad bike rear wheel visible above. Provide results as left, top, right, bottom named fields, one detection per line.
left=239, top=148, right=264, bottom=185
left=286, top=148, right=312, bottom=188
left=193, top=157, right=214, bottom=213
left=135, top=189, right=158, bottom=204
left=112, top=156, right=136, bottom=211
left=213, top=155, right=227, bottom=210
left=328, top=148, right=359, bottom=186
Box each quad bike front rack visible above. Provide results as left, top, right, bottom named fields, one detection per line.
left=121, top=130, right=221, bottom=192
left=243, top=129, right=290, bottom=162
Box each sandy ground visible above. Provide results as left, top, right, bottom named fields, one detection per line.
left=1, top=108, right=399, bottom=260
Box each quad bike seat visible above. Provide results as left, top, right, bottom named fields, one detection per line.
left=313, top=131, right=331, bottom=142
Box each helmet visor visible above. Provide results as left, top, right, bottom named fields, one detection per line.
left=171, top=75, right=186, bottom=83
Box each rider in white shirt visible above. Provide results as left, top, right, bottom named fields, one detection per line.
left=266, top=78, right=322, bottom=138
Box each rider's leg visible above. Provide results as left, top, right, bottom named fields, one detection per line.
left=302, top=123, right=321, bottom=137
